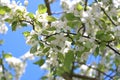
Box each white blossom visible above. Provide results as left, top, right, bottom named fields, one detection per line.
left=20, top=51, right=35, bottom=60
left=0, top=24, right=8, bottom=34
left=24, top=0, right=28, bottom=6
left=5, top=57, right=26, bottom=80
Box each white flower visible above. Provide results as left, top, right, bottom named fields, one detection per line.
left=0, top=24, right=8, bottom=34
left=82, top=11, right=89, bottom=18
left=5, top=57, right=26, bottom=80
left=113, top=0, right=120, bottom=8
left=24, top=0, right=28, bottom=6
left=20, top=51, right=35, bottom=60
left=0, top=66, right=2, bottom=72
left=80, top=65, right=88, bottom=71
left=0, top=0, right=10, bottom=6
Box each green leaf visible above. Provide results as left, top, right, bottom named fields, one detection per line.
left=42, top=47, right=50, bottom=53
left=96, top=30, right=114, bottom=42
left=46, top=16, right=57, bottom=22
left=12, top=21, right=18, bottom=31
left=41, top=76, right=48, bottom=80
left=116, top=44, right=120, bottom=49
left=39, top=42, right=44, bottom=49
left=20, top=23, right=27, bottom=27
left=76, top=4, right=83, bottom=11
left=3, top=53, right=12, bottom=58
left=5, top=18, right=13, bottom=23
left=27, top=13, right=35, bottom=19
left=38, top=4, right=47, bottom=14
left=94, top=46, right=99, bottom=57
left=31, top=34, right=38, bottom=40
left=30, top=45, right=37, bottom=53
left=63, top=50, right=74, bottom=72
left=58, top=52, right=64, bottom=62
left=0, top=6, right=11, bottom=15
left=47, top=27, right=56, bottom=31
left=34, top=59, right=45, bottom=66
left=22, top=31, right=30, bottom=37
left=65, top=13, right=77, bottom=21
left=47, top=36, right=56, bottom=42
left=0, top=40, right=4, bottom=45
left=67, top=21, right=81, bottom=28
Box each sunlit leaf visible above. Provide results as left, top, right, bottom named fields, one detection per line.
left=3, top=53, right=12, bottom=58
left=0, top=40, right=4, bottom=45
left=27, top=13, right=35, bottom=19
left=23, top=31, right=30, bottom=37
left=76, top=4, right=83, bottom=11
left=46, top=16, right=57, bottom=22
left=38, top=4, right=47, bottom=14
left=0, top=6, right=11, bottom=15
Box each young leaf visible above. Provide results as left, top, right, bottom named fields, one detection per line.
left=64, top=13, right=77, bottom=21
left=0, top=40, right=4, bottom=45
left=12, top=21, right=18, bottom=31
left=76, top=4, right=83, bottom=11
left=38, top=4, right=47, bottom=14
left=34, top=59, right=45, bottom=66
left=47, top=37, right=56, bottom=42
left=30, top=45, right=37, bottom=53
left=0, top=6, right=11, bottom=15
left=46, top=16, right=57, bottom=22
left=94, top=46, right=99, bottom=57
left=3, top=53, right=12, bottom=58
left=22, top=31, right=30, bottom=37
left=42, top=47, right=50, bottom=53
left=27, top=13, right=35, bottom=19
left=63, top=50, right=74, bottom=72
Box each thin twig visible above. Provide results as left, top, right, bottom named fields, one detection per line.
left=95, top=0, right=117, bottom=26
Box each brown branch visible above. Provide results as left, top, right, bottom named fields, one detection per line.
left=106, top=44, right=120, bottom=55
left=44, top=0, right=52, bottom=15
left=84, top=0, right=88, bottom=11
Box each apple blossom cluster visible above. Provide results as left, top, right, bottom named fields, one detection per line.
left=0, top=0, right=120, bottom=80
left=5, top=57, right=26, bottom=80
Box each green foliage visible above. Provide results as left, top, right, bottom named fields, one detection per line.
left=11, top=21, right=18, bottom=31
left=64, top=13, right=78, bottom=21
left=46, top=16, right=57, bottom=22
left=0, top=40, right=4, bottom=45
left=76, top=4, right=83, bottom=11
left=96, top=30, right=114, bottom=42
left=47, top=36, right=56, bottom=42
left=30, top=45, right=38, bottom=53
left=42, top=47, right=50, bottom=53
left=0, top=6, right=11, bottom=15
left=3, top=53, right=12, bottom=58
left=63, top=50, right=74, bottom=72
left=27, top=13, right=35, bottom=19
left=34, top=59, right=45, bottom=66
left=38, top=4, right=47, bottom=14
left=23, top=31, right=30, bottom=37
left=94, top=46, right=99, bottom=57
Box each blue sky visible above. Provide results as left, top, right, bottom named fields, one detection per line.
left=0, top=0, right=95, bottom=80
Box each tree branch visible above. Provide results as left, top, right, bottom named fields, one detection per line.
left=95, top=0, right=117, bottom=26
left=84, top=0, right=88, bottom=11
left=44, top=0, right=52, bottom=15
